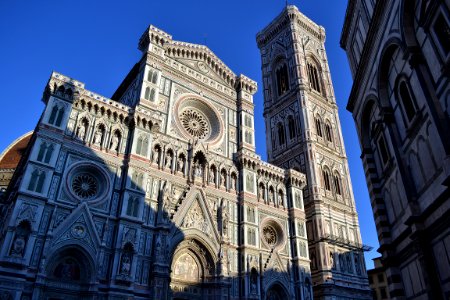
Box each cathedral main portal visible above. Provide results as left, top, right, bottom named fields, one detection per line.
left=169, top=239, right=219, bottom=300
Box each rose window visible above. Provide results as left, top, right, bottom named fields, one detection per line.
left=180, top=109, right=210, bottom=139
left=66, top=162, right=110, bottom=204
left=263, top=225, right=277, bottom=246
left=71, top=173, right=98, bottom=199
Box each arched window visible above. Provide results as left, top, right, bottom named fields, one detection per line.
left=288, top=116, right=296, bottom=140
left=28, top=169, right=39, bottom=191
left=315, top=118, right=323, bottom=137
left=333, top=174, right=342, bottom=195
left=55, top=107, right=65, bottom=127
left=144, top=87, right=150, bottom=100
left=398, top=81, right=416, bottom=123
left=150, top=89, right=156, bottom=102
left=307, top=61, right=322, bottom=93
left=377, top=135, right=390, bottom=165
left=48, top=105, right=58, bottom=125
left=36, top=171, right=45, bottom=193
left=126, top=196, right=140, bottom=217
left=136, top=136, right=143, bottom=155
left=277, top=122, right=285, bottom=146
left=37, top=142, right=47, bottom=162
left=433, top=13, right=450, bottom=55
left=323, top=169, right=331, bottom=191
left=44, top=144, right=54, bottom=163
left=325, top=123, right=333, bottom=142
left=275, top=63, right=289, bottom=96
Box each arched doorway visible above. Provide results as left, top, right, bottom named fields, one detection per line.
left=169, top=239, right=218, bottom=300
left=266, top=283, right=289, bottom=300
left=41, top=246, right=95, bottom=300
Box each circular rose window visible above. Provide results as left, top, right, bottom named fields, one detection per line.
left=173, top=95, right=223, bottom=144
left=180, top=109, right=210, bottom=139
left=71, top=174, right=98, bottom=199
left=263, top=225, right=278, bottom=246
left=261, top=219, right=285, bottom=249
left=66, top=162, right=110, bottom=204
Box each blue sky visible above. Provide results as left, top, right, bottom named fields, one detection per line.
left=0, top=0, right=379, bottom=268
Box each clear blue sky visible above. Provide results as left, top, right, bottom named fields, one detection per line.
left=0, top=0, right=379, bottom=268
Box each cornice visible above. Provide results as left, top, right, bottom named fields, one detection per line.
left=256, top=5, right=325, bottom=48
left=346, top=0, right=388, bottom=113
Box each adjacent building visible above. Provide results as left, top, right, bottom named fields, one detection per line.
left=368, top=257, right=390, bottom=300
left=341, top=1, right=450, bottom=299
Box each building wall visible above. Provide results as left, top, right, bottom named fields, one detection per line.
left=341, top=1, right=450, bottom=299
left=257, top=5, right=371, bottom=300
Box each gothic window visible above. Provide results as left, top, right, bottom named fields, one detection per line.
left=247, top=228, right=256, bottom=245
left=130, top=172, right=143, bottom=190
left=44, top=144, right=54, bottom=164
left=244, top=115, right=253, bottom=128
left=323, top=169, right=331, bottom=191
left=159, top=77, right=172, bottom=96
left=246, top=173, right=254, bottom=193
left=315, top=118, right=323, bottom=137
left=299, top=241, right=307, bottom=258
left=37, top=143, right=45, bottom=162
left=244, top=130, right=253, bottom=144
left=147, top=70, right=158, bottom=84
left=288, top=115, right=296, bottom=140
left=150, top=89, right=156, bottom=101
left=247, top=207, right=255, bottom=223
left=48, top=104, right=65, bottom=127
left=294, top=191, right=303, bottom=209
left=377, top=135, right=390, bottom=165
left=325, top=123, right=333, bottom=142
left=277, top=122, right=285, bottom=146
left=433, top=13, right=450, bottom=55
left=126, top=196, right=140, bottom=217
left=55, top=107, right=65, bottom=127
left=307, top=60, right=322, bottom=93
left=27, top=169, right=46, bottom=193
left=333, top=173, right=342, bottom=195
left=144, top=87, right=150, bottom=100
left=397, top=80, right=417, bottom=123
left=136, top=136, right=149, bottom=157
left=275, top=63, right=289, bottom=96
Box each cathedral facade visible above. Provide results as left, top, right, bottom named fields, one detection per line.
left=341, top=0, right=450, bottom=299
left=0, top=5, right=368, bottom=300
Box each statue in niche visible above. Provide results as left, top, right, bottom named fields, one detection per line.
left=177, top=155, right=185, bottom=173
left=161, top=182, right=171, bottom=221
left=153, top=147, right=160, bottom=164
left=221, top=172, right=227, bottom=187
left=94, top=127, right=103, bottom=145
left=221, top=200, right=229, bottom=237
left=193, top=160, right=202, bottom=177
left=209, top=168, right=215, bottom=183
left=10, top=235, right=26, bottom=257
left=110, top=132, right=119, bottom=151
left=76, top=124, right=86, bottom=140
left=231, top=175, right=237, bottom=190
left=119, top=252, right=132, bottom=275
left=165, top=152, right=172, bottom=169
left=250, top=271, right=258, bottom=294
left=329, top=252, right=334, bottom=269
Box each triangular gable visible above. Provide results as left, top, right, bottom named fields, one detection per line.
left=51, top=202, right=101, bottom=253
left=165, top=42, right=236, bottom=88
left=172, top=187, right=220, bottom=244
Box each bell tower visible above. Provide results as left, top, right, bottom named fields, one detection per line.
left=257, top=5, right=371, bottom=300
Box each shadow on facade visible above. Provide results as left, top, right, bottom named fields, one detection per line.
left=0, top=87, right=307, bottom=300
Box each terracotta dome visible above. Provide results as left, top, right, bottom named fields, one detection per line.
left=0, top=132, right=33, bottom=170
